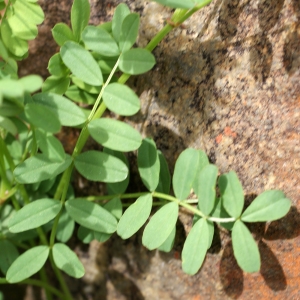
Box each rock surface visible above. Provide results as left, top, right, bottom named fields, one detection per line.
left=17, top=0, right=300, bottom=299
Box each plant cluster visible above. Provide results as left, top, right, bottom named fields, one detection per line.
left=0, top=0, right=291, bottom=299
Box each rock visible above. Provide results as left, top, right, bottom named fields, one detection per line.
left=18, top=0, right=300, bottom=299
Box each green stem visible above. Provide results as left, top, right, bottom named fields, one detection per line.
left=83, top=192, right=236, bottom=223
left=49, top=252, right=73, bottom=300
left=39, top=268, right=53, bottom=300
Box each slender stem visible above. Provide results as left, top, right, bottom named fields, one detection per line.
left=82, top=192, right=236, bottom=223
left=49, top=252, right=73, bottom=300
left=39, top=268, right=53, bottom=300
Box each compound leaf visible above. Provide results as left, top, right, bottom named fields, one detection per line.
left=8, top=199, right=62, bottom=233
left=6, top=246, right=49, bottom=283
left=14, top=154, right=72, bottom=184
left=218, top=171, right=244, bottom=218
left=74, top=150, right=128, bottom=182
left=117, top=193, right=152, bottom=239
left=71, top=0, right=90, bottom=42
left=232, top=220, right=260, bottom=273
left=119, top=48, right=156, bottom=75
left=61, top=41, right=103, bottom=86
left=138, top=138, right=160, bottom=191
left=65, top=198, right=117, bottom=233
left=182, top=218, right=209, bottom=275
left=52, top=243, right=84, bottom=278
left=194, top=164, right=218, bottom=215
left=88, top=118, right=142, bottom=152
left=142, top=202, right=178, bottom=250
left=173, top=148, right=199, bottom=200
left=103, top=83, right=140, bottom=116
left=241, top=190, right=291, bottom=222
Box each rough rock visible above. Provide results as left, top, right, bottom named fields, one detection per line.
left=17, top=0, right=300, bottom=299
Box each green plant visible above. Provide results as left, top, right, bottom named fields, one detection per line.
left=0, top=0, right=292, bottom=298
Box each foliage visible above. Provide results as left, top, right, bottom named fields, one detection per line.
left=0, top=0, right=292, bottom=298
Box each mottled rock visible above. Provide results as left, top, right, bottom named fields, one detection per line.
left=18, top=0, right=300, bottom=299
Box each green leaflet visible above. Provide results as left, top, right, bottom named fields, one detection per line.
left=60, top=41, right=103, bottom=86
left=117, top=193, right=153, bottom=239
left=71, top=0, right=90, bottom=42
left=11, top=0, right=44, bottom=25
left=8, top=199, right=62, bottom=233
left=218, top=171, right=244, bottom=218
left=0, top=79, right=24, bottom=98
left=25, top=103, right=61, bottom=133
left=47, top=53, right=70, bottom=77
left=152, top=0, right=212, bottom=9
left=13, top=153, right=72, bottom=184
left=56, top=209, right=75, bottom=243
left=119, top=13, right=140, bottom=52
left=18, top=75, right=43, bottom=93
left=241, top=190, right=291, bottom=222
left=0, top=240, right=19, bottom=274
left=152, top=0, right=195, bottom=8
left=88, top=118, right=142, bottom=152
left=192, top=150, right=209, bottom=191
left=71, top=76, right=101, bottom=94
left=74, top=150, right=128, bottom=182
left=82, top=26, right=120, bottom=57
left=104, top=148, right=130, bottom=195
left=0, top=116, right=18, bottom=135
left=1, top=19, right=28, bottom=57
left=42, top=76, right=70, bottom=95
left=210, top=197, right=234, bottom=231
left=119, top=48, right=156, bottom=75
left=103, top=83, right=140, bottom=116
left=77, top=226, right=111, bottom=244
left=182, top=218, right=209, bottom=275
left=52, top=23, right=76, bottom=46
left=172, top=148, right=199, bottom=200
left=156, top=150, right=171, bottom=196
left=112, top=3, right=130, bottom=42
left=232, top=220, right=261, bottom=273
left=103, top=197, right=123, bottom=220
left=65, top=198, right=117, bottom=233
left=194, top=164, right=218, bottom=215
left=52, top=243, right=85, bottom=278
left=158, top=226, right=176, bottom=252
left=36, top=131, right=66, bottom=161
left=138, top=138, right=160, bottom=192
left=6, top=246, right=49, bottom=283
left=32, top=92, right=86, bottom=127
left=142, top=202, right=178, bottom=250
left=65, top=85, right=95, bottom=105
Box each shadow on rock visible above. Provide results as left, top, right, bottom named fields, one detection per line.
left=219, top=241, right=244, bottom=299
left=259, top=240, right=287, bottom=291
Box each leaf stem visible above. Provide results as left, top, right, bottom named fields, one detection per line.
left=49, top=252, right=73, bottom=300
